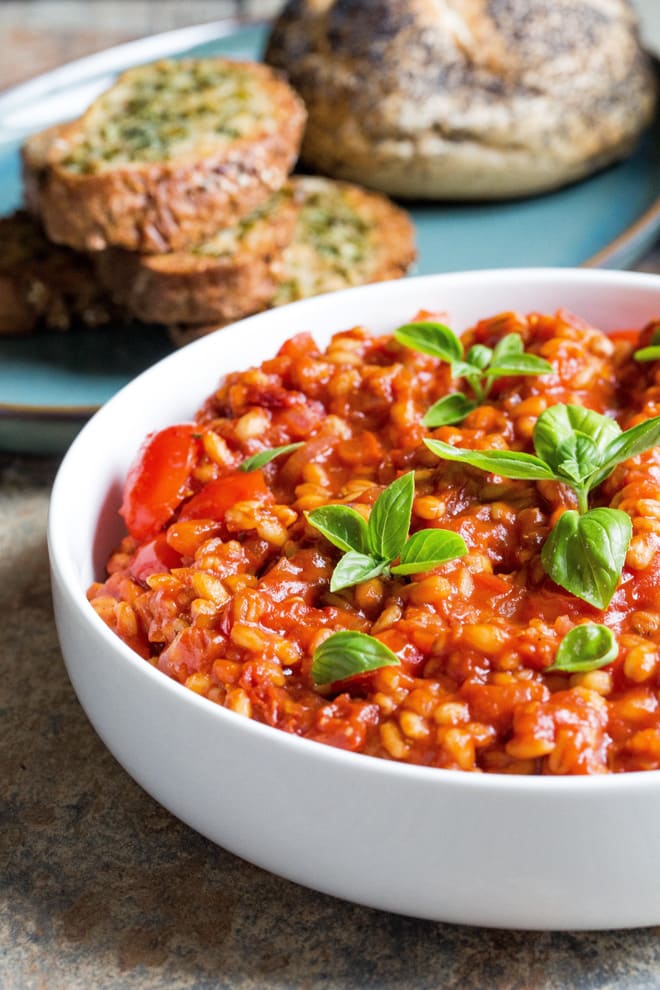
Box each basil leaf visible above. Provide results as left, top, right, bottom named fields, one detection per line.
left=450, top=359, right=484, bottom=380
left=491, top=333, right=524, bottom=363
left=465, top=345, right=493, bottom=371
left=541, top=508, right=632, bottom=609
left=592, top=415, right=660, bottom=486
left=553, top=434, right=602, bottom=484
left=488, top=353, right=553, bottom=377
left=548, top=623, right=618, bottom=673
left=239, top=442, right=304, bottom=472
left=422, top=393, right=478, bottom=428
left=533, top=405, right=620, bottom=474
left=330, top=552, right=388, bottom=593
left=368, top=472, right=415, bottom=561
left=424, top=439, right=557, bottom=481
left=393, top=322, right=463, bottom=363
left=312, top=630, right=400, bottom=686
left=306, top=504, right=370, bottom=554
left=635, top=328, right=660, bottom=361
left=391, top=528, right=467, bottom=575
left=634, top=346, right=660, bottom=363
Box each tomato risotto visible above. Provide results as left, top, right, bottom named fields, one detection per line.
left=88, top=310, right=660, bottom=774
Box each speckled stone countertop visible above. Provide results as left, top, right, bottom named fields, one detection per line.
left=3, top=467, right=660, bottom=990
left=2, top=4, right=660, bottom=988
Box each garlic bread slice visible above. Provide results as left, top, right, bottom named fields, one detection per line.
left=168, top=176, right=416, bottom=346
left=27, top=58, right=306, bottom=253
left=272, top=176, right=416, bottom=305
left=95, top=188, right=298, bottom=325
left=0, top=211, right=118, bottom=335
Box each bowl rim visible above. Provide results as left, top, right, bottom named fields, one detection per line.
left=49, top=266, right=660, bottom=794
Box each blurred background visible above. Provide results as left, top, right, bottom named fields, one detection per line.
left=0, top=1, right=284, bottom=89
left=1, top=0, right=658, bottom=92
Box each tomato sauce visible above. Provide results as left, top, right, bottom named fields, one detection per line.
left=89, top=310, right=660, bottom=774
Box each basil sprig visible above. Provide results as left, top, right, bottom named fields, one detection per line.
left=239, top=442, right=304, bottom=472
left=312, top=630, right=400, bottom=685
left=394, top=322, right=552, bottom=427
left=306, top=471, right=467, bottom=592
left=634, top=327, right=660, bottom=363
left=547, top=623, right=618, bottom=673
left=425, top=403, right=660, bottom=608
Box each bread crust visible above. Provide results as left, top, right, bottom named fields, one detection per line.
left=26, top=59, right=306, bottom=252
left=265, top=0, right=658, bottom=199
left=95, top=189, right=299, bottom=325
left=0, top=273, right=35, bottom=335
left=22, top=123, right=73, bottom=218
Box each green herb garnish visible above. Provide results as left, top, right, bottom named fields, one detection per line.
left=541, top=508, right=631, bottom=610
left=425, top=403, right=660, bottom=608
left=394, top=322, right=552, bottom=426
left=306, top=471, right=467, bottom=592
left=239, top=443, right=304, bottom=472
left=312, top=630, right=400, bottom=685
left=547, top=623, right=618, bottom=673
left=634, top=328, right=660, bottom=363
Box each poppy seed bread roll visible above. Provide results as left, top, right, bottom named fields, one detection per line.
left=264, top=0, right=657, bottom=200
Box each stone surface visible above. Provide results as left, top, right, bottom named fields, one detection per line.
left=1, top=450, right=660, bottom=990
left=1, top=448, right=660, bottom=990
left=1, top=3, right=660, bottom=987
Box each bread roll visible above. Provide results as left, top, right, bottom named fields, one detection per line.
left=265, top=0, right=657, bottom=199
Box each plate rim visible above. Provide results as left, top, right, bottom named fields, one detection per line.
left=0, top=16, right=658, bottom=431
left=0, top=15, right=258, bottom=128
left=583, top=197, right=660, bottom=268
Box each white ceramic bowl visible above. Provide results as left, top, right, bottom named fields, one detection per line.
left=49, top=269, right=660, bottom=930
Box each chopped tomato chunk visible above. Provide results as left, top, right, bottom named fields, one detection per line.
left=178, top=470, right=271, bottom=521
left=120, top=424, right=199, bottom=541
left=129, top=535, right=183, bottom=585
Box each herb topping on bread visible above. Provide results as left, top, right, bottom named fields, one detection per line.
left=272, top=176, right=416, bottom=304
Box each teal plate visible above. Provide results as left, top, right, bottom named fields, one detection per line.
left=0, top=19, right=659, bottom=453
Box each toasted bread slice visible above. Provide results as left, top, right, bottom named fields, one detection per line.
left=24, top=58, right=306, bottom=253
left=168, top=176, right=416, bottom=346
left=0, top=211, right=118, bottom=335
left=271, top=176, right=416, bottom=305
left=95, top=187, right=299, bottom=325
